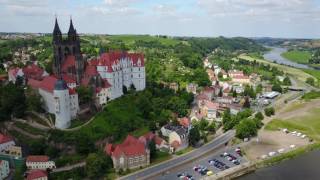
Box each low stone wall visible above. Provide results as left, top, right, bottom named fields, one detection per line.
left=203, top=162, right=257, bottom=180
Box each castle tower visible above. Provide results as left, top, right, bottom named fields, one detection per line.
left=53, top=79, right=71, bottom=129
left=52, top=17, right=84, bottom=84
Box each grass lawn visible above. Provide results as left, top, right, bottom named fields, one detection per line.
left=301, top=91, right=320, bottom=100
left=281, top=50, right=312, bottom=64
left=265, top=107, right=320, bottom=141
left=303, top=69, right=320, bottom=85
left=151, top=151, right=172, bottom=164
left=239, top=55, right=315, bottom=82
left=176, top=147, right=194, bottom=155
left=106, top=35, right=180, bottom=46
left=14, top=121, right=46, bottom=135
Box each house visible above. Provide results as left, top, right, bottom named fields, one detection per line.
left=0, top=133, right=15, bottom=153
left=223, top=87, right=231, bottom=97
left=233, top=85, right=244, bottom=94
left=213, top=66, right=221, bottom=76
left=0, top=160, right=9, bottom=180
left=105, top=135, right=150, bottom=171
left=26, top=155, right=56, bottom=170
left=202, top=87, right=215, bottom=100
left=8, top=63, right=49, bottom=84
left=232, top=75, right=250, bottom=84
left=228, top=103, right=243, bottom=115
left=228, top=70, right=244, bottom=78
left=200, top=101, right=219, bottom=120
left=220, top=70, right=228, bottom=79
left=186, top=83, right=198, bottom=94
left=203, top=58, right=212, bottom=68
left=27, top=170, right=48, bottom=180
left=196, top=93, right=210, bottom=107
left=139, top=132, right=168, bottom=150
left=7, top=146, right=22, bottom=157
left=216, top=96, right=233, bottom=105
left=161, top=125, right=189, bottom=152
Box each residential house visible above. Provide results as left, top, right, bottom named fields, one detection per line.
left=216, top=96, right=233, bottom=105
left=186, top=83, right=198, bottom=95
left=0, top=160, right=9, bottom=180
left=105, top=135, right=150, bottom=171
left=202, top=87, right=215, bottom=100
left=7, top=146, right=22, bottom=158
left=0, top=133, right=15, bottom=153
left=196, top=93, right=210, bottom=107
left=228, top=103, right=243, bottom=115
left=203, top=58, right=212, bottom=68
left=139, top=132, right=168, bottom=151
left=27, top=170, right=48, bottom=180
left=200, top=101, right=219, bottom=120
left=161, top=125, right=189, bottom=152
left=232, top=75, right=250, bottom=84
left=26, top=156, right=56, bottom=170
left=228, top=70, right=244, bottom=78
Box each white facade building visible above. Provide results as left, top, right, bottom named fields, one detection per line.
left=96, top=52, right=146, bottom=100
left=28, top=76, right=79, bottom=129
left=0, top=160, right=9, bottom=180
left=26, top=156, right=56, bottom=170
left=0, top=134, right=15, bottom=153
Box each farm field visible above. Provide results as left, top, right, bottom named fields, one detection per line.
left=281, top=50, right=312, bottom=64
left=239, top=55, right=315, bottom=82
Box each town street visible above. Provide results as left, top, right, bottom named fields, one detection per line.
left=119, top=130, right=235, bottom=180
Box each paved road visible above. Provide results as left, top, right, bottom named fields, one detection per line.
left=119, top=130, right=235, bottom=180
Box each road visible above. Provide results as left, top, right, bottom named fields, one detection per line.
left=119, top=130, right=235, bottom=180
left=52, top=162, right=86, bottom=173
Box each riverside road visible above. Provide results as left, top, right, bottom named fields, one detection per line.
left=119, top=130, right=235, bottom=180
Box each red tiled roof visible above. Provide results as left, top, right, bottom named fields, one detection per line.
left=26, top=155, right=49, bottom=162
left=22, top=64, right=44, bottom=80
left=0, top=133, right=13, bottom=144
left=69, top=88, right=77, bottom=95
left=178, top=117, right=190, bottom=128
left=196, top=93, right=209, bottom=101
left=103, top=79, right=111, bottom=88
left=85, top=65, right=98, bottom=77
left=62, top=74, right=76, bottom=84
left=61, top=55, right=76, bottom=73
left=105, top=144, right=113, bottom=156
left=154, top=136, right=164, bottom=146
left=106, top=135, right=147, bottom=158
left=38, top=76, right=57, bottom=93
left=233, top=75, right=249, bottom=79
left=205, top=101, right=219, bottom=109
left=143, top=132, right=155, bottom=141
left=27, top=170, right=48, bottom=180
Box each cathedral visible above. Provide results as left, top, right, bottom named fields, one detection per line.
left=52, top=18, right=84, bottom=84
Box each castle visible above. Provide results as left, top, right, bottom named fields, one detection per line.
left=9, top=18, right=146, bottom=129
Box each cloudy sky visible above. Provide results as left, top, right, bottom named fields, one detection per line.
left=0, top=0, right=320, bottom=38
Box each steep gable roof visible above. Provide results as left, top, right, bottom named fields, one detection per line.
left=27, top=170, right=48, bottom=180
left=0, top=133, right=14, bottom=144
left=38, top=76, right=58, bottom=93
left=26, top=155, right=49, bottom=162
left=106, top=135, right=147, bottom=158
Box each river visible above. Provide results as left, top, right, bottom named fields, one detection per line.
left=237, top=150, right=320, bottom=180
left=263, top=47, right=312, bottom=70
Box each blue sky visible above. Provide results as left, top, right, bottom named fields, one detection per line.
left=0, top=0, right=320, bottom=38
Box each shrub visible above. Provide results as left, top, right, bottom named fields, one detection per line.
left=264, top=107, right=275, bottom=117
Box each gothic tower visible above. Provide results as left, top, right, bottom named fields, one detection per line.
left=52, top=17, right=84, bottom=84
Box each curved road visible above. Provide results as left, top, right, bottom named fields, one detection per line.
left=119, top=130, right=235, bottom=180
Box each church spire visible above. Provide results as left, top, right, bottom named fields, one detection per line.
left=68, top=16, right=76, bottom=34
left=53, top=16, right=62, bottom=35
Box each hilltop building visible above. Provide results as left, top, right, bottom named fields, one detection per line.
left=105, top=135, right=150, bottom=171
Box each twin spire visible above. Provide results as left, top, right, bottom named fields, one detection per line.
left=53, top=16, right=76, bottom=36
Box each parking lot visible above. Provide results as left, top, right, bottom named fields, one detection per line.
left=156, top=147, right=247, bottom=180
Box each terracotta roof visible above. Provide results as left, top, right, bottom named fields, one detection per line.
left=62, top=74, right=76, bottom=84
left=22, top=64, right=44, bottom=80
left=27, top=170, right=48, bottom=180
left=103, top=79, right=111, bottom=88
left=26, top=155, right=49, bottom=162
left=69, top=88, right=77, bottom=95
left=233, top=75, right=249, bottom=79
left=105, top=144, right=113, bottom=156
left=106, top=135, right=147, bottom=158
left=154, top=136, right=165, bottom=146
left=38, top=76, right=58, bottom=93
left=143, top=132, right=155, bottom=141
left=205, top=101, right=219, bottom=109
left=85, top=65, right=98, bottom=77
left=196, top=93, right=209, bottom=101
left=178, top=117, right=190, bottom=128
left=0, top=133, right=14, bottom=144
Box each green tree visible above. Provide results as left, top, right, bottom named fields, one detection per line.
left=26, top=87, right=42, bottom=112
left=243, top=97, right=251, bottom=108
left=283, top=76, right=291, bottom=86
left=264, top=107, right=275, bottom=117
left=86, top=152, right=112, bottom=178
left=254, top=112, right=264, bottom=121
left=207, top=122, right=216, bottom=133
left=272, top=83, right=283, bottom=93
left=256, top=84, right=263, bottom=94
left=76, top=86, right=93, bottom=105
left=306, top=77, right=315, bottom=86
left=199, top=119, right=209, bottom=131
left=235, top=119, right=258, bottom=139
left=148, top=140, right=157, bottom=160
left=189, top=126, right=201, bottom=146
